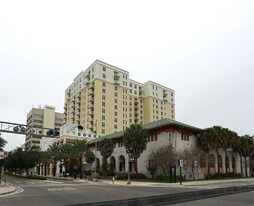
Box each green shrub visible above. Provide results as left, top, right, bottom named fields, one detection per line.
left=115, top=173, right=147, bottom=180
left=27, top=175, right=47, bottom=180
left=209, top=172, right=242, bottom=179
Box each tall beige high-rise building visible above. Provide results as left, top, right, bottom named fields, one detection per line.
left=64, top=60, right=175, bottom=136
left=25, top=105, right=64, bottom=149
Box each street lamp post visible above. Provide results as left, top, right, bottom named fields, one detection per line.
left=126, top=148, right=132, bottom=185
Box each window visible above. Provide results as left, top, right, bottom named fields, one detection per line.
left=102, top=102, right=105, bottom=106
left=103, top=73, right=106, bottom=78
left=134, top=91, right=137, bottom=95
left=114, top=111, right=117, bottom=116
left=102, top=115, right=105, bottom=120
left=114, top=125, right=117, bottom=129
left=102, top=108, right=105, bottom=113
left=154, top=135, right=158, bottom=141
left=102, top=82, right=106, bottom=87
left=102, top=95, right=105, bottom=100
left=103, top=66, right=106, bottom=71
left=130, top=119, right=132, bottom=123
left=130, top=83, right=132, bottom=87
left=115, top=86, right=118, bottom=90
left=115, top=99, right=118, bottom=103
left=129, top=102, right=132, bottom=106
left=114, top=105, right=117, bottom=109
left=130, top=89, right=132, bottom=93
left=102, top=129, right=105, bottom=134
left=102, top=88, right=106, bottom=93
left=115, top=92, right=118, bottom=97
left=102, top=122, right=105, bottom=127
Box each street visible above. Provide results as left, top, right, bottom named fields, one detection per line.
left=0, top=176, right=197, bottom=206
left=1, top=176, right=254, bottom=206
left=172, top=191, right=254, bottom=206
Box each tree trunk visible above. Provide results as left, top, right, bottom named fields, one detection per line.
left=216, top=148, right=220, bottom=174
left=79, top=157, right=83, bottom=179
left=240, top=156, right=243, bottom=176
left=225, top=149, right=228, bottom=176
left=44, top=162, right=47, bottom=176
left=245, top=156, right=248, bottom=177
left=135, top=157, right=138, bottom=176
left=206, top=152, right=210, bottom=179
left=102, top=158, right=107, bottom=178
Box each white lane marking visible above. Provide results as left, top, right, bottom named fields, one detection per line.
left=47, top=187, right=77, bottom=192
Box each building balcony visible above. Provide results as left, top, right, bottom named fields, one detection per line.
left=88, top=91, right=94, bottom=96
left=114, top=79, right=120, bottom=85
left=88, top=117, right=94, bottom=122
left=114, top=71, right=120, bottom=79
left=88, top=103, right=94, bottom=109
left=88, top=110, right=94, bottom=116
left=88, top=97, right=94, bottom=102
left=89, top=83, right=94, bottom=90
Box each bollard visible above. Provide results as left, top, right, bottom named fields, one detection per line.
left=112, top=177, right=115, bottom=185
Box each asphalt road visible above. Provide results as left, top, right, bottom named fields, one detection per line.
left=171, top=191, right=254, bottom=206
left=1, top=176, right=254, bottom=206
left=0, top=176, right=199, bottom=206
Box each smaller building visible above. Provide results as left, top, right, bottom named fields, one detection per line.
left=25, top=105, right=64, bottom=149
left=37, top=123, right=99, bottom=176
left=88, top=118, right=244, bottom=178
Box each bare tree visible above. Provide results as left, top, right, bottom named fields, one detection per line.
left=179, top=147, right=205, bottom=180
left=148, top=144, right=178, bottom=176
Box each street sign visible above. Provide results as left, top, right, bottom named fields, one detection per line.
left=178, top=159, right=183, bottom=167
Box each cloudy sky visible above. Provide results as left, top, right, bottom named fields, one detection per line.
left=1, top=0, right=254, bottom=151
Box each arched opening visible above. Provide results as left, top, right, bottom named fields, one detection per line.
left=226, top=156, right=230, bottom=173
left=209, top=154, right=215, bottom=174
left=232, top=156, right=236, bottom=173
left=200, top=154, right=207, bottom=174
left=118, top=155, right=125, bottom=172
left=109, top=156, right=116, bottom=174
left=218, top=155, right=223, bottom=173
left=95, top=158, right=100, bottom=173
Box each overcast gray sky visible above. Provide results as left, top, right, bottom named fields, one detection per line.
left=1, top=0, right=254, bottom=151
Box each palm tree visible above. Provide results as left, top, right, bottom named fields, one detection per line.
left=38, top=151, right=50, bottom=176
left=85, top=149, right=95, bottom=173
left=72, top=139, right=89, bottom=179
left=124, top=124, right=147, bottom=175
left=47, top=144, right=60, bottom=176
left=240, top=135, right=254, bottom=177
left=0, top=135, right=7, bottom=152
left=210, top=126, right=224, bottom=174
left=220, top=128, right=237, bottom=176
left=197, top=128, right=213, bottom=178
left=59, top=143, right=73, bottom=177
left=98, top=138, right=114, bottom=177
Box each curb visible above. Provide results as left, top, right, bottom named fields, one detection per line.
left=0, top=181, right=16, bottom=196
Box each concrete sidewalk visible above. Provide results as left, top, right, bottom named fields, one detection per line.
left=0, top=181, right=16, bottom=196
